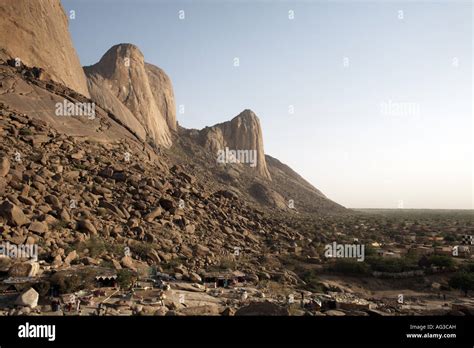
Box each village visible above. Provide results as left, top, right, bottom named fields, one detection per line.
left=1, top=208, right=474, bottom=317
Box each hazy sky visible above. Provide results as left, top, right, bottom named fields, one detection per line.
left=62, top=0, right=473, bottom=209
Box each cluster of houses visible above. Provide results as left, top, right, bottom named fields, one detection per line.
left=369, top=233, right=473, bottom=259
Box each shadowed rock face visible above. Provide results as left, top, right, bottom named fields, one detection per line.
left=199, top=109, right=272, bottom=180
left=84, top=44, right=175, bottom=148
left=0, top=0, right=90, bottom=97
left=145, top=63, right=177, bottom=132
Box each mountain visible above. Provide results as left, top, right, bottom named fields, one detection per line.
left=198, top=109, right=271, bottom=180
left=0, top=0, right=90, bottom=97
left=172, top=121, right=345, bottom=214
left=84, top=44, right=175, bottom=148
left=0, top=0, right=341, bottom=213
left=0, top=0, right=353, bottom=317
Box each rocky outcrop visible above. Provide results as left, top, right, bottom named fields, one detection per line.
left=145, top=63, right=177, bottom=132
left=249, top=182, right=287, bottom=209
left=0, top=0, right=90, bottom=97
left=199, top=109, right=271, bottom=180
left=84, top=44, right=176, bottom=148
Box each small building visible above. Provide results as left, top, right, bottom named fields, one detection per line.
left=454, top=245, right=471, bottom=258
left=95, top=274, right=117, bottom=288
left=378, top=250, right=402, bottom=259
left=434, top=246, right=452, bottom=256
left=133, top=280, right=155, bottom=290
left=410, top=246, right=434, bottom=256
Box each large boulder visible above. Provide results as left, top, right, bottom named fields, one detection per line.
left=8, top=261, right=40, bottom=277
left=0, top=156, right=10, bottom=177
left=121, top=255, right=137, bottom=272
left=28, top=221, right=48, bottom=234
left=64, top=250, right=77, bottom=265
left=77, top=219, right=97, bottom=235
left=249, top=181, right=287, bottom=209
left=0, top=256, right=12, bottom=272
left=0, top=201, right=30, bottom=226
left=15, top=287, right=39, bottom=308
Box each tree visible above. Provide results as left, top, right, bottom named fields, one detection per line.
left=449, top=272, right=474, bottom=296
left=117, top=269, right=136, bottom=290
left=427, top=255, right=454, bottom=269
left=418, top=255, right=430, bottom=268
left=462, top=262, right=474, bottom=273
left=443, top=234, right=456, bottom=242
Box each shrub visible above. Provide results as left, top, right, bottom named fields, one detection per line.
left=159, top=256, right=182, bottom=271
left=460, top=262, right=474, bottom=273
left=207, top=256, right=236, bottom=272
left=117, top=269, right=136, bottom=290
left=300, top=269, right=324, bottom=292
left=129, top=242, right=153, bottom=260
left=51, top=219, right=69, bottom=232
left=449, top=272, right=474, bottom=296
left=366, top=256, right=418, bottom=273
left=76, top=237, right=106, bottom=257
left=364, top=246, right=377, bottom=257
left=327, top=259, right=370, bottom=275
left=426, top=255, right=454, bottom=269
left=50, top=268, right=98, bottom=294
left=33, top=281, right=51, bottom=297
left=443, top=234, right=456, bottom=242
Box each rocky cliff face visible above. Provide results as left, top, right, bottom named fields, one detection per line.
left=0, top=3, right=340, bottom=213
left=84, top=44, right=175, bottom=148
left=0, top=0, right=90, bottom=97
left=199, top=110, right=271, bottom=180
left=145, top=63, right=177, bottom=132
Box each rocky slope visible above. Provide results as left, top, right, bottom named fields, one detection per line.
left=0, top=0, right=90, bottom=98
left=84, top=44, right=175, bottom=148
left=0, top=61, right=309, bottom=278
left=0, top=59, right=142, bottom=146
left=266, top=155, right=344, bottom=214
